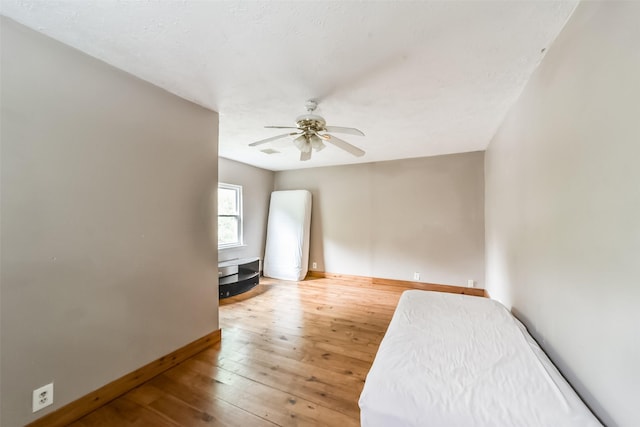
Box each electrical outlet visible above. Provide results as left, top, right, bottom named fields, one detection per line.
left=32, top=383, right=54, bottom=412
left=468, top=279, right=475, bottom=288
left=312, top=262, right=317, bottom=269
left=413, top=272, right=420, bottom=281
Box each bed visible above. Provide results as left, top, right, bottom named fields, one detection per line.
left=359, top=290, right=601, bottom=427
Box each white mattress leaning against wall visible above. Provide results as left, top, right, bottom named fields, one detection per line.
left=263, top=190, right=312, bottom=281
left=359, top=290, right=602, bottom=427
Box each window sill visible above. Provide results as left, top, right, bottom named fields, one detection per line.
left=218, top=244, right=247, bottom=251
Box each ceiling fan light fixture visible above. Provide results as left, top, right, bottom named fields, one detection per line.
left=293, top=134, right=307, bottom=151
left=309, top=134, right=326, bottom=151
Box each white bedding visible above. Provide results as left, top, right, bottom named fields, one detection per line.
left=263, top=190, right=312, bottom=281
left=359, top=290, right=601, bottom=427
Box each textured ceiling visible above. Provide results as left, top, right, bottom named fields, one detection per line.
left=1, top=1, right=578, bottom=171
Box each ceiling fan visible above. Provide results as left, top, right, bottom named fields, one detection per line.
left=249, top=100, right=365, bottom=161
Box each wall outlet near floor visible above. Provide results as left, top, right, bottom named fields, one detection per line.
left=312, top=262, right=317, bottom=269
left=468, top=279, right=475, bottom=288
left=32, top=382, right=54, bottom=412
left=413, top=272, right=420, bottom=281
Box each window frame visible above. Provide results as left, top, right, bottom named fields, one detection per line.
left=218, top=182, right=244, bottom=250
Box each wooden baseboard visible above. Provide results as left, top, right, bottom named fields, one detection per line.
left=307, top=271, right=485, bottom=297
left=27, top=329, right=222, bottom=427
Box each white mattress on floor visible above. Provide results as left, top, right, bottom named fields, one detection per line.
left=359, top=290, right=601, bottom=427
left=263, top=190, right=312, bottom=281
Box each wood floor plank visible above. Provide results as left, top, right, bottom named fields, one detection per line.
left=71, top=277, right=421, bottom=426
left=215, top=326, right=376, bottom=378
left=70, top=396, right=180, bottom=427
left=146, top=374, right=277, bottom=427
left=164, top=360, right=358, bottom=427
left=214, top=355, right=360, bottom=418
left=209, top=342, right=366, bottom=388
left=214, top=320, right=381, bottom=361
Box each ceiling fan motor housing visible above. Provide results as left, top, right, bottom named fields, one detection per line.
left=295, top=114, right=326, bottom=133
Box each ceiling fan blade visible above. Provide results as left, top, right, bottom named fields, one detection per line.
left=265, top=126, right=300, bottom=129
left=300, top=150, right=312, bottom=161
left=249, top=132, right=298, bottom=147
left=324, top=126, right=365, bottom=136
left=325, top=134, right=365, bottom=157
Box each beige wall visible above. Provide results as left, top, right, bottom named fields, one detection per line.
left=218, top=157, right=275, bottom=263
left=275, top=152, right=485, bottom=288
left=485, top=2, right=640, bottom=425
left=0, top=18, right=219, bottom=426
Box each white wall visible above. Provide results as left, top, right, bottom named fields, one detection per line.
left=218, top=157, right=274, bottom=263
left=485, top=2, right=640, bottom=426
left=0, top=18, right=219, bottom=426
left=275, top=152, right=485, bottom=287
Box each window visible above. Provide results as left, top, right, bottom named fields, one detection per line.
left=218, top=183, right=243, bottom=249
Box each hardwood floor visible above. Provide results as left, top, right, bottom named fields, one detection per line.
left=71, top=276, right=413, bottom=426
